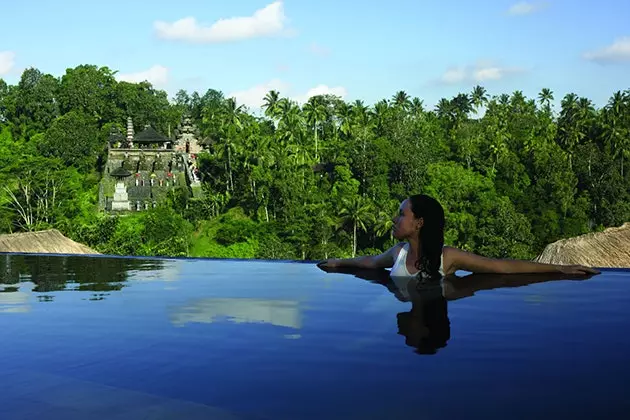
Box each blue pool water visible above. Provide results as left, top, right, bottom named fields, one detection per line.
left=1, top=253, right=629, bottom=419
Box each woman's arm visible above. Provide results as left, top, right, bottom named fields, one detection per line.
left=317, top=243, right=402, bottom=271
left=445, top=247, right=600, bottom=275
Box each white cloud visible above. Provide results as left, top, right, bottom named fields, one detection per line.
left=473, top=66, right=508, bottom=81
left=309, top=42, right=330, bottom=57
left=441, top=67, right=466, bottom=84
left=228, top=79, right=290, bottom=109
left=438, top=61, right=525, bottom=85
left=507, top=1, right=547, bottom=16
left=227, top=80, right=347, bottom=109
left=116, top=65, right=169, bottom=87
left=295, top=85, right=347, bottom=103
left=583, top=37, right=630, bottom=63
left=0, top=51, right=16, bottom=76
left=154, top=1, right=290, bottom=44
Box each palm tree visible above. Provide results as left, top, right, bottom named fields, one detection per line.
left=339, top=196, right=374, bottom=257
left=510, top=90, right=527, bottom=114
left=375, top=209, right=395, bottom=245
left=392, top=90, right=411, bottom=111
left=603, top=90, right=630, bottom=177
left=221, top=97, right=245, bottom=192
left=452, top=93, right=472, bottom=118
left=373, top=99, right=389, bottom=135
left=471, top=85, right=488, bottom=114
left=278, top=102, right=305, bottom=149
left=244, top=133, right=274, bottom=221
left=351, top=100, right=375, bottom=194
left=262, top=90, right=281, bottom=120
left=538, top=88, right=554, bottom=114
left=302, top=97, right=327, bottom=161
left=409, top=97, right=424, bottom=117
left=335, top=102, right=353, bottom=138
left=435, top=98, right=452, bottom=120
left=557, top=93, right=580, bottom=169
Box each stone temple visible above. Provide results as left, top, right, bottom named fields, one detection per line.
left=99, top=116, right=205, bottom=212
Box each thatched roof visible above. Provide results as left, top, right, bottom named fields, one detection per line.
left=110, top=166, right=132, bottom=178
left=534, top=222, right=630, bottom=268
left=134, top=126, right=169, bottom=143
left=0, top=229, right=99, bottom=255
left=108, top=127, right=124, bottom=144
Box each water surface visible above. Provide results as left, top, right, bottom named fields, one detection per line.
left=1, top=253, right=629, bottom=419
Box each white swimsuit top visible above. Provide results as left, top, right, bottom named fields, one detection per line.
left=390, top=242, right=445, bottom=278
left=390, top=243, right=445, bottom=300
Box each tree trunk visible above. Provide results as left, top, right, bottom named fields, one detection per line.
left=227, top=146, right=234, bottom=192
left=352, top=220, right=357, bottom=258
left=314, top=122, right=318, bottom=161
left=224, top=162, right=229, bottom=193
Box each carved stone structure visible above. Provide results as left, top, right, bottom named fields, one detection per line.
left=110, top=167, right=132, bottom=211
left=126, top=116, right=134, bottom=148
left=174, top=116, right=203, bottom=154
left=99, top=115, right=206, bottom=212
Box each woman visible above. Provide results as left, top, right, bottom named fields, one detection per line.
left=317, top=194, right=600, bottom=277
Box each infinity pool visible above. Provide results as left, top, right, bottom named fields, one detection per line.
left=1, top=253, right=629, bottom=419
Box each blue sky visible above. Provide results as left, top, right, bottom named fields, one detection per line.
left=1, top=0, right=629, bottom=110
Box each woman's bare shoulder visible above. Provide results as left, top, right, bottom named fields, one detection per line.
left=441, top=246, right=461, bottom=275
left=393, top=241, right=408, bottom=253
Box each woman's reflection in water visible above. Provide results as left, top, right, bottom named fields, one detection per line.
left=319, top=265, right=597, bottom=355
left=395, top=278, right=449, bottom=355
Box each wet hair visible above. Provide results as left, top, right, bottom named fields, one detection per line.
left=408, top=194, right=445, bottom=281
left=396, top=296, right=450, bottom=355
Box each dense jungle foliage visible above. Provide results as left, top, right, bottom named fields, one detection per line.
left=0, top=65, right=628, bottom=260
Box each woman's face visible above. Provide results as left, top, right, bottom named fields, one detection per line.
left=392, top=199, right=423, bottom=240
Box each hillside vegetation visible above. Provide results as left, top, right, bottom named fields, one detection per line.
left=0, top=65, right=628, bottom=260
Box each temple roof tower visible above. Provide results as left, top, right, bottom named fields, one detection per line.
left=110, top=166, right=132, bottom=179
left=126, top=117, right=134, bottom=148
left=134, top=125, right=171, bottom=147
left=174, top=115, right=203, bottom=154
left=108, top=125, right=124, bottom=147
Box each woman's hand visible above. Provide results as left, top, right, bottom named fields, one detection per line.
left=317, top=259, right=339, bottom=272
left=556, top=264, right=601, bottom=275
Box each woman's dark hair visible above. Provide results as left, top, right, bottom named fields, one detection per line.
left=396, top=296, right=450, bottom=355
left=408, top=194, right=445, bottom=281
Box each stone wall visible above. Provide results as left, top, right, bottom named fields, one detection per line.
left=100, top=148, right=191, bottom=212
left=105, top=149, right=184, bottom=173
